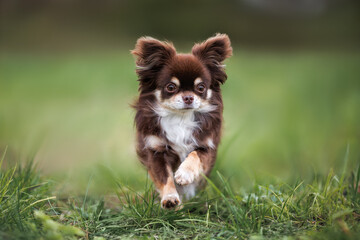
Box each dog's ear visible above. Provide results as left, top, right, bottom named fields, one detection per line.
left=132, top=37, right=176, bottom=91
left=192, top=34, right=232, bottom=88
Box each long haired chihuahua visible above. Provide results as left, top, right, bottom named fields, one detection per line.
left=132, top=34, right=232, bottom=209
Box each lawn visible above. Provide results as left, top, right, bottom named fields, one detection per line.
left=0, top=50, right=359, bottom=239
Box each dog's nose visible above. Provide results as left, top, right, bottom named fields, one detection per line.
left=182, top=95, right=194, bottom=105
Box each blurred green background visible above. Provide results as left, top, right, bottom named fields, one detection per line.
left=0, top=0, right=359, bottom=192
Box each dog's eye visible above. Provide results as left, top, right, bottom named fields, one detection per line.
left=196, top=83, right=206, bottom=93
left=165, top=83, right=177, bottom=93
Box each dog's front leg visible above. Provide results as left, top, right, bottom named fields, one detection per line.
left=175, top=149, right=216, bottom=186
left=174, top=151, right=203, bottom=186
left=147, top=151, right=181, bottom=209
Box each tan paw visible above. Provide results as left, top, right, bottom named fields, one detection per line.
left=175, top=151, right=202, bottom=186
left=175, top=166, right=197, bottom=185
left=161, top=193, right=181, bottom=209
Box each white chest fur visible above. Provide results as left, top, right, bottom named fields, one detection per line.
left=157, top=109, right=198, bottom=161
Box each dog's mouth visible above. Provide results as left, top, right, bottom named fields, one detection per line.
left=159, top=104, right=199, bottom=113
left=170, top=106, right=197, bottom=112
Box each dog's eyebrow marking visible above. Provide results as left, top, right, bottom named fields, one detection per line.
left=144, top=135, right=166, bottom=150
left=206, top=89, right=212, bottom=99
left=154, top=90, right=161, bottom=101
left=194, top=77, right=202, bottom=85
left=171, top=77, right=180, bottom=86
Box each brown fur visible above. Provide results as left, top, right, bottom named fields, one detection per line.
left=132, top=34, right=232, bottom=209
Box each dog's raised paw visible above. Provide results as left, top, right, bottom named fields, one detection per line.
left=161, top=194, right=181, bottom=209
left=175, top=167, right=195, bottom=185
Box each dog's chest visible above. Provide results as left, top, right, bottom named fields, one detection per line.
left=159, top=112, right=198, bottom=161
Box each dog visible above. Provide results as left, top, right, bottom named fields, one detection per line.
left=132, top=34, right=232, bottom=209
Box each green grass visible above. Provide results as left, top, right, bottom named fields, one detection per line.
left=1, top=149, right=359, bottom=239
left=0, top=49, right=360, bottom=239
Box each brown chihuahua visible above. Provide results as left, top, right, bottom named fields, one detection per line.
left=132, top=34, right=232, bottom=209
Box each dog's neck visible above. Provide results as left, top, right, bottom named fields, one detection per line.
left=155, top=106, right=199, bottom=161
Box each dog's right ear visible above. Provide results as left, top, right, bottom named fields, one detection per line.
left=132, top=37, right=176, bottom=91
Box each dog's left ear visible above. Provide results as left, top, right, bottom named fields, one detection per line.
left=192, top=34, right=232, bottom=87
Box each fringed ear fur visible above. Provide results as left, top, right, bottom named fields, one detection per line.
left=132, top=37, right=176, bottom=92
left=192, top=34, right=232, bottom=87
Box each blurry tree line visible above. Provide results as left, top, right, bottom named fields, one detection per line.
left=0, top=0, right=359, bottom=51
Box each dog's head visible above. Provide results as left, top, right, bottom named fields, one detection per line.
left=132, top=34, right=232, bottom=112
